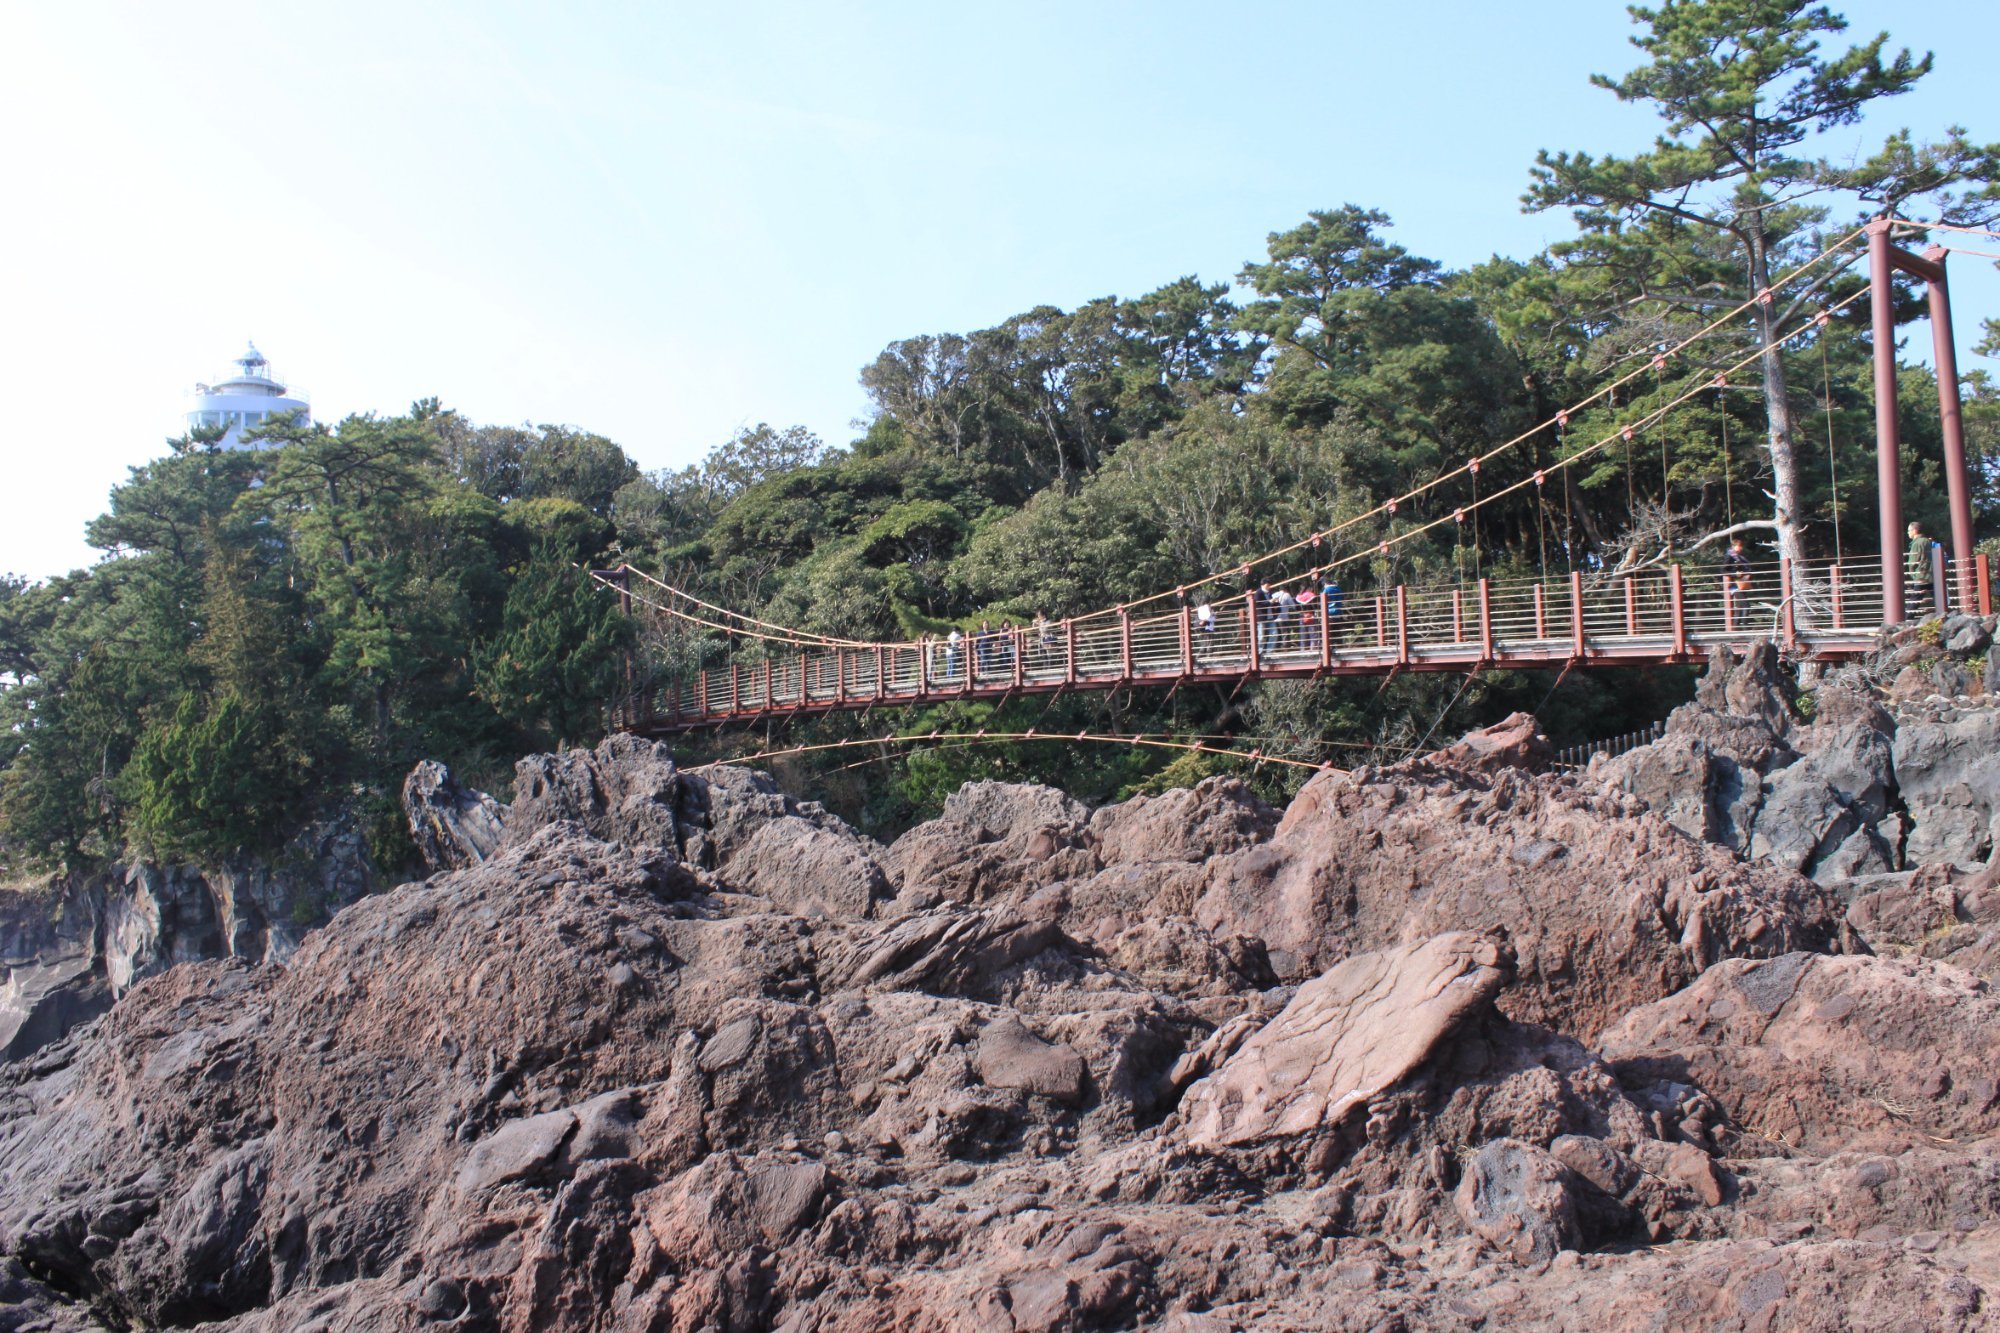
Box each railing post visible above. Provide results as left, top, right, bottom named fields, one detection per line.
left=1623, top=576, right=1637, bottom=636
left=1120, top=610, right=1133, bottom=679
left=762, top=657, right=772, bottom=710
left=1781, top=558, right=1798, bottom=649
left=1533, top=583, right=1547, bottom=639
left=876, top=645, right=886, bottom=698
left=1179, top=604, right=1193, bottom=674
left=1830, top=563, right=1844, bottom=629
left=1570, top=570, right=1585, bottom=658
left=1013, top=629, right=1025, bottom=688
left=697, top=670, right=709, bottom=718
left=798, top=652, right=808, bottom=704
left=1478, top=578, right=1494, bottom=662
left=1374, top=596, right=1386, bottom=650
left=1453, top=587, right=1465, bottom=643
left=1065, top=619, right=1078, bottom=686
left=916, top=643, right=928, bottom=699
left=1395, top=585, right=1410, bottom=665
left=729, top=663, right=740, bottom=715
left=1248, top=596, right=1262, bottom=671
left=1932, top=544, right=1949, bottom=618
left=1670, top=564, right=1687, bottom=656
left=1982, top=554, right=1993, bottom=618
left=1318, top=592, right=1332, bottom=669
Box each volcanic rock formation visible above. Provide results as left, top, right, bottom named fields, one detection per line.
left=0, top=706, right=1995, bottom=1329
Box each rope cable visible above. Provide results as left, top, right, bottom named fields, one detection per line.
left=1560, top=414, right=1575, bottom=572
left=1655, top=349, right=1672, bottom=553
left=1288, top=278, right=1872, bottom=586
left=608, top=277, right=1872, bottom=671
left=692, top=729, right=1333, bottom=773
left=622, top=565, right=869, bottom=647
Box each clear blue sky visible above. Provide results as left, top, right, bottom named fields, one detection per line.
left=2, top=0, right=1994, bottom=580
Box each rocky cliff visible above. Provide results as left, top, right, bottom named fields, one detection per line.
left=0, top=812, right=378, bottom=1064
left=0, top=713, right=1992, bottom=1330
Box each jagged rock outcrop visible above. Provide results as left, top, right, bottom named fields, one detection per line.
left=1601, top=625, right=2000, bottom=887
left=2, top=724, right=1996, bottom=1329
left=1844, top=861, right=2000, bottom=983
left=402, top=760, right=507, bottom=873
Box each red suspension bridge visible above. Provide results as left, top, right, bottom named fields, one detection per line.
left=598, top=218, right=1996, bottom=739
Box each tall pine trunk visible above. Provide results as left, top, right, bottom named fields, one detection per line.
left=1749, top=230, right=1805, bottom=566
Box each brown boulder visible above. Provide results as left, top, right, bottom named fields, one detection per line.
left=1178, top=933, right=1510, bottom=1149
left=1086, top=776, right=1278, bottom=865
left=974, top=1014, right=1088, bottom=1103
left=1430, top=711, right=1553, bottom=774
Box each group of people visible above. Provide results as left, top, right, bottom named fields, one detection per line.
left=917, top=527, right=1955, bottom=680
left=1190, top=571, right=1346, bottom=661
left=929, top=614, right=1059, bottom=682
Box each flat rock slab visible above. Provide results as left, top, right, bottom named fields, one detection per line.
left=975, top=1014, right=1088, bottom=1102
left=1178, top=931, right=1509, bottom=1149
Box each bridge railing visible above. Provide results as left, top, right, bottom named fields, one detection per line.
left=631, top=554, right=1986, bottom=731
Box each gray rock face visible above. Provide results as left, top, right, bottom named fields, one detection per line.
left=1598, top=641, right=2000, bottom=884
left=1893, top=708, right=2000, bottom=867
left=0, top=811, right=380, bottom=1063
left=0, top=961, right=108, bottom=1064
left=505, top=732, right=685, bottom=854
left=1748, top=724, right=1897, bottom=876
left=402, top=760, right=507, bottom=874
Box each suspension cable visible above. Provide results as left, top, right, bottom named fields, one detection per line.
left=693, top=729, right=1335, bottom=773
left=1053, top=223, right=1872, bottom=620
left=623, top=565, right=869, bottom=647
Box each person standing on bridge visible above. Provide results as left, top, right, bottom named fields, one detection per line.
left=1907, top=522, right=1939, bottom=614
left=1034, top=611, right=1054, bottom=668
left=1252, top=581, right=1278, bottom=660
left=1723, top=536, right=1752, bottom=624
left=1295, top=585, right=1319, bottom=654
left=1320, top=574, right=1344, bottom=649
left=974, top=620, right=994, bottom=679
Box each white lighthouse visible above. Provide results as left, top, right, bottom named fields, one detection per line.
left=186, top=342, right=310, bottom=448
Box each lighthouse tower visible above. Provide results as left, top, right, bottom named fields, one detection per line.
left=187, top=342, right=310, bottom=448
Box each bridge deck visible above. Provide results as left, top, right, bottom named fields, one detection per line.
left=620, top=556, right=1979, bottom=736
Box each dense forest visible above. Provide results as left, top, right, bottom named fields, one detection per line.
left=4, top=0, right=2000, bottom=874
